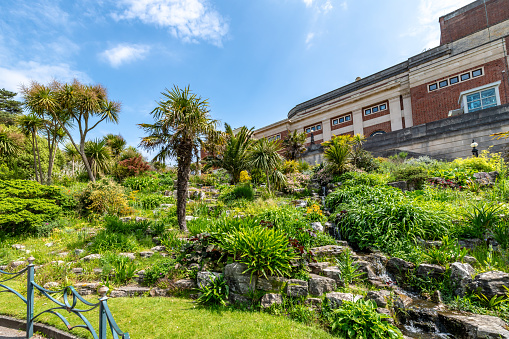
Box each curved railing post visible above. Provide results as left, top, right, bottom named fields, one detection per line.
left=98, top=286, right=109, bottom=339
left=26, top=256, right=35, bottom=339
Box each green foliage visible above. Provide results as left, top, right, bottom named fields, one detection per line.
left=114, top=156, right=151, bottom=180
left=122, top=176, right=159, bottom=192
left=136, top=194, right=172, bottom=210
left=491, top=220, right=509, bottom=250
left=160, top=230, right=185, bottom=251
left=460, top=202, right=501, bottom=239
left=76, top=179, right=132, bottom=217
left=424, top=236, right=467, bottom=266
left=327, top=185, right=450, bottom=255
left=392, top=165, right=429, bottom=189
left=0, top=179, right=68, bottom=235
left=429, top=167, right=476, bottom=186
left=103, top=215, right=166, bottom=237
left=218, top=224, right=297, bottom=279
left=336, top=249, right=363, bottom=284
left=143, top=259, right=180, bottom=285
left=197, top=275, right=229, bottom=307
left=335, top=171, right=387, bottom=187
left=0, top=89, right=23, bottom=125
left=101, top=253, right=137, bottom=285
left=89, top=231, right=140, bottom=253
left=322, top=299, right=403, bottom=339
left=220, top=184, right=255, bottom=202
left=452, top=150, right=504, bottom=173
left=475, top=291, right=509, bottom=309
left=322, top=135, right=351, bottom=175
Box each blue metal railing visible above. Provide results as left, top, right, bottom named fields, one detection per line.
left=0, top=257, right=130, bottom=339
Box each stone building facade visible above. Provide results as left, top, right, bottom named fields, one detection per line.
left=252, top=0, right=509, bottom=162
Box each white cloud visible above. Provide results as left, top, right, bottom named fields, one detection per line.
left=113, top=0, right=229, bottom=46
left=339, top=1, right=348, bottom=11
left=410, top=0, right=473, bottom=49
left=0, top=61, right=92, bottom=94
left=305, top=32, right=315, bottom=47
left=322, top=0, right=333, bottom=13
left=303, top=0, right=313, bottom=7
left=100, top=44, right=151, bottom=68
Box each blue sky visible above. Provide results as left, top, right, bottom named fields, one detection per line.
left=0, top=0, right=473, bottom=157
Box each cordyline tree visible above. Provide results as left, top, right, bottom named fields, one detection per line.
left=283, top=130, right=307, bottom=160
left=22, top=80, right=120, bottom=182
left=139, top=85, right=218, bottom=232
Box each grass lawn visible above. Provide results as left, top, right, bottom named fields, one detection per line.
left=0, top=292, right=334, bottom=339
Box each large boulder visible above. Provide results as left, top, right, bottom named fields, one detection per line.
left=450, top=262, right=475, bottom=296
left=224, top=262, right=256, bottom=295
left=197, top=271, right=222, bottom=288
left=325, top=292, right=363, bottom=308
left=260, top=293, right=283, bottom=308
left=438, top=313, right=509, bottom=339
left=386, top=257, right=415, bottom=280
left=310, top=245, right=347, bottom=257
left=285, top=279, right=308, bottom=297
left=354, top=260, right=377, bottom=280
left=468, top=271, right=509, bottom=299
left=256, top=276, right=287, bottom=292
left=308, top=262, right=329, bottom=274
left=416, top=264, right=446, bottom=280
left=366, top=290, right=392, bottom=308
left=308, top=274, right=336, bottom=296
left=322, top=266, right=343, bottom=286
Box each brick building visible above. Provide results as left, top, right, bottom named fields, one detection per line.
left=252, top=0, right=509, bottom=161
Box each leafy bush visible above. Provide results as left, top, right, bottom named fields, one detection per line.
left=0, top=180, right=69, bottom=235
left=460, top=202, right=502, bottom=239
left=336, top=249, right=363, bottom=284
left=335, top=171, right=387, bottom=187
left=220, top=184, right=254, bottom=202
left=143, top=259, right=179, bottom=285
left=76, top=179, right=132, bottom=217
left=322, top=299, right=403, bottom=339
left=114, top=156, right=151, bottom=179
left=429, top=168, right=476, bottom=186
left=137, top=194, right=172, bottom=210
left=452, top=150, right=504, bottom=173
left=218, top=225, right=297, bottom=279
left=424, top=236, right=467, bottom=266
left=284, top=172, right=310, bottom=193
left=101, top=253, right=137, bottom=285
left=104, top=215, right=166, bottom=237
left=122, top=176, right=159, bottom=192
left=89, top=231, right=140, bottom=253
left=404, top=156, right=438, bottom=167
left=392, top=165, right=429, bottom=189
left=197, top=274, right=229, bottom=306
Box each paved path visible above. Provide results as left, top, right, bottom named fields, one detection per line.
left=0, top=326, right=45, bottom=339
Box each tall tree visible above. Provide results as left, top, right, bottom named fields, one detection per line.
left=104, top=133, right=126, bottom=158
left=17, top=114, right=44, bottom=182
left=64, top=142, right=79, bottom=176
left=0, top=125, right=24, bottom=158
left=204, top=123, right=254, bottom=184
left=282, top=130, right=307, bottom=160
left=249, top=138, right=286, bottom=194
left=139, top=85, right=218, bottom=232
left=22, top=80, right=121, bottom=182
left=85, top=139, right=112, bottom=178
left=0, top=89, right=23, bottom=126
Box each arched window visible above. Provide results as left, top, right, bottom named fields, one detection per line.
left=370, top=130, right=386, bottom=137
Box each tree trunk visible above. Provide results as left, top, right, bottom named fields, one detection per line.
left=78, top=140, right=95, bottom=182
left=176, top=142, right=193, bottom=232
left=266, top=169, right=271, bottom=194
left=31, top=134, right=38, bottom=182
left=47, top=134, right=55, bottom=185
left=34, top=134, right=43, bottom=183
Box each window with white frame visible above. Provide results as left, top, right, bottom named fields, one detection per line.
left=364, top=103, right=387, bottom=116
left=332, top=114, right=352, bottom=126
left=267, top=134, right=281, bottom=142
left=305, top=124, right=321, bottom=133
left=459, top=81, right=501, bottom=113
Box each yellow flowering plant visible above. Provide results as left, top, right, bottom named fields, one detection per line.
left=239, top=170, right=251, bottom=183
left=306, top=203, right=326, bottom=222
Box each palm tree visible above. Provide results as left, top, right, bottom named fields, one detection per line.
left=17, top=114, right=44, bottom=182
left=64, top=142, right=80, bottom=176
left=22, top=80, right=121, bottom=182
left=84, top=139, right=112, bottom=178
left=283, top=130, right=307, bottom=160
left=204, top=123, right=254, bottom=184
left=0, top=125, right=23, bottom=158
left=249, top=138, right=286, bottom=194
left=104, top=134, right=126, bottom=158
left=139, top=85, right=218, bottom=232
left=322, top=135, right=352, bottom=175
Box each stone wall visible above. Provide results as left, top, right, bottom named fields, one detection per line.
left=363, top=103, right=509, bottom=160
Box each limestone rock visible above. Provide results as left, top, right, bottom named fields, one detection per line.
left=11, top=244, right=25, bottom=251
left=322, top=267, right=343, bottom=285
left=74, top=249, right=85, bottom=255
left=224, top=262, right=256, bottom=295
left=326, top=292, right=363, bottom=308
left=82, top=254, right=101, bottom=261
left=416, top=264, right=446, bottom=280
left=439, top=313, right=509, bottom=339
left=285, top=279, right=308, bottom=297
left=463, top=256, right=478, bottom=265
left=469, top=271, right=509, bottom=299
left=72, top=267, right=84, bottom=274
left=139, top=251, right=154, bottom=258
left=197, top=271, right=221, bottom=288
left=308, top=262, right=329, bottom=274
left=151, top=246, right=166, bottom=252
left=310, top=222, right=323, bottom=232
left=387, top=181, right=408, bottom=191
left=366, top=290, right=392, bottom=308
left=393, top=293, right=413, bottom=310
left=9, top=261, right=25, bottom=268
left=45, top=242, right=54, bottom=247
left=229, top=292, right=250, bottom=304
left=110, top=286, right=150, bottom=298
left=386, top=257, right=415, bottom=279
left=75, top=283, right=100, bottom=296
left=149, top=288, right=169, bottom=297
left=119, top=252, right=136, bottom=260
left=256, top=276, right=287, bottom=292
left=308, top=274, right=336, bottom=296
left=175, top=279, right=197, bottom=290
left=260, top=293, right=283, bottom=308
left=43, top=282, right=60, bottom=290
left=354, top=260, right=377, bottom=280
left=450, top=262, right=475, bottom=296
left=310, top=245, right=346, bottom=257
left=135, top=217, right=148, bottom=222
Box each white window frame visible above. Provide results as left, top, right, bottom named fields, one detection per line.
left=459, top=81, right=501, bottom=113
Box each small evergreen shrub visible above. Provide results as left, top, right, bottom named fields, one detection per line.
left=76, top=179, right=132, bottom=217
left=392, top=165, right=429, bottom=189
left=122, top=176, right=159, bottom=192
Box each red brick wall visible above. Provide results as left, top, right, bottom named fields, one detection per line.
left=362, top=101, right=390, bottom=121
left=363, top=121, right=391, bottom=138
left=304, top=139, right=323, bottom=148
left=440, top=0, right=509, bottom=44
left=330, top=113, right=353, bottom=131
left=303, top=122, right=323, bottom=138
left=410, top=58, right=508, bottom=126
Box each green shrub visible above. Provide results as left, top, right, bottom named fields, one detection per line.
left=137, top=194, right=172, bottom=210
left=143, top=258, right=180, bottom=285
left=101, top=253, right=137, bottom=285
left=460, top=202, right=501, bottom=239
left=89, top=231, right=140, bottom=253
left=122, top=176, right=159, bottom=192
left=220, top=184, right=254, bottom=202
left=335, top=171, right=387, bottom=187
left=392, top=165, right=429, bottom=189
left=76, top=179, right=132, bottom=217
left=104, top=215, right=166, bottom=237
left=0, top=180, right=69, bottom=235
left=196, top=274, right=229, bottom=306
left=322, top=299, right=403, bottom=339
left=218, top=225, right=297, bottom=279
